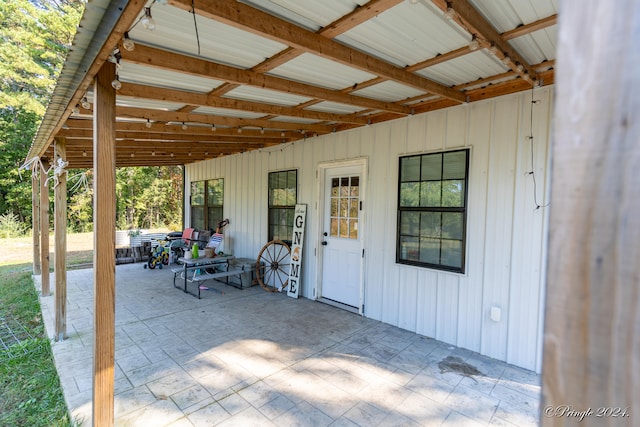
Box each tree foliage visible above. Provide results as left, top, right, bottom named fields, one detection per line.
left=0, top=0, right=82, bottom=223
left=0, top=0, right=184, bottom=233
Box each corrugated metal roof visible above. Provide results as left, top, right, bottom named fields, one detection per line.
left=192, top=106, right=266, bottom=119
left=337, top=1, right=470, bottom=67
left=305, top=101, right=366, bottom=115
left=418, top=50, right=509, bottom=86
left=29, top=0, right=557, bottom=167
left=128, top=2, right=287, bottom=68
left=224, top=86, right=312, bottom=106
left=269, top=52, right=377, bottom=90
left=471, top=0, right=558, bottom=32
left=242, top=0, right=370, bottom=30
left=115, top=96, right=185, bottom=111
left=119, top=61, right=223, bottom=92
left=352, top=80, right=426, bottom=102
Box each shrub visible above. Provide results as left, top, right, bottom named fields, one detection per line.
left=0, top=212, right=27, bottom=238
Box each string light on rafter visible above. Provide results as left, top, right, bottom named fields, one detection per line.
left=445, top=1, right=455, bottom=19
left=72, top=105, right=80, bottom=115
left=110, top=50, right=122, bottom=90
left=122, top=32, right=135, bottom=51
left=146, top=119, right=152, bottom=128
left=211, top=124, right=216, bottom=131
left=469, top=34, right=479, bottom=51
left=81, top=97, right=91, bottom=109
left=182, top=122, right=188, bottom=130
left=141, top=7, right=156, bottom=31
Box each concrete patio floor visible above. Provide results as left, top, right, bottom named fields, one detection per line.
left=36, top=263, right=541, bottom=426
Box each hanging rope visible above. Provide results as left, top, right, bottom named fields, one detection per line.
left=68, top=172, right=90, bottom=194
left=18, top=156, right=46, bottom=181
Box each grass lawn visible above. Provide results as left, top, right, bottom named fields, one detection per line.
left=0, top=232, right=96, bottom=427
left=0, top=264, right=74, bottom=426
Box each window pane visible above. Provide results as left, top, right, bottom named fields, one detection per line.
left=339, top=219, right=348, bottom=238
left=442, top=212, right=463, bottom=239
left=331, top=198, right=338, bottom=216
left=400, top=156, right=421, bottom=182
left=441, top=240, right=462, bottom=268
left=207, top=179, right=223, bottom=206
left=330, top=218, right=338, bottom=237
left=400, top=236, right=419, bottom=261
left=420, top=212, right=441, bottom=238
left=419, top=237, right=441, bottom=264
left=350, top=177, right=359, bottom=195
left=286, top=187, right=296, bottom=205
left=208, top=207, right=223, bottom=229
left=339, top=198, right=349, bottom=217
left=420, top=181, right=441, bottom=207
left=349, top=219, right=358, bottom=239
left=442, top=180, right=464, bottom=207
left=401, top=211, right=419, bottom=235
left=340, top=178, right=350, bottom=196
left=443, top=151, right=467, bottom=179
left=421, top=154, right=442, bottom=181
left=191, top=181, right=205, bottom=206
left=400, top=182, right=420, bottom=207
left=191, top=207, right=205, bottom=230
left=331, top=178, right=340, bottom=196
left=349, top=199, right=358, bottom=218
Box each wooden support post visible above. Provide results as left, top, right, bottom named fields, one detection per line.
left=40, top=158, right=50, bottom=296
left=32, top=171, right=41, bottom=275
left=54, top=138, right=67, bottom=341
left=542, top=0, right=639, bottom=425
left=92, top=62, right=116, bottom=426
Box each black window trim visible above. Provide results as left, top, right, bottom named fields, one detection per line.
left=190, top=178, right=224, bottom=231
left=267, top=169, right=298, bottom=244
left=396, top=148, right=470, bottom=274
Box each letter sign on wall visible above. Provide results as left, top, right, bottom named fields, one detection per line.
left=288, top=204, right=306, bottom=299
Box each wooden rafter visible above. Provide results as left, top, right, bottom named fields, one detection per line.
left=119, top=44, right=413, bottom=114
left=168, top=0, right=465, bottom=102
left=431, top=0, right=538, bottom=84
left=116, top=83, right=370, bottom=124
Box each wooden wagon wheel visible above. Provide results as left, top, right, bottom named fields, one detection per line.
left=256, top=240, right=291, bottom=292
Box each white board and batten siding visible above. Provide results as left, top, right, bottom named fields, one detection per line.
left=185, top=86, right=553, bottom=372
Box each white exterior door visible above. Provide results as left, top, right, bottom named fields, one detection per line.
left=319, top=164, right=363, bottom=310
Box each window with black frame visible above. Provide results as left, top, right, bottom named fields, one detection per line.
left=397, top=149, right=469, bottom=273
left=190, top=178, right=224, bottom=231
left=268, top=170, right=297, bottom=244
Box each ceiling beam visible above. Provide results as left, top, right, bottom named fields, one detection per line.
left=502, top=14, right=557, bottom=40
left=168, top=0, right=465, bottom=103
left=120, top=44, right=413, bottom=114
left=114, top=105, right=333, bottom=133
left=432, top=0, right=538, bottom=84
left=318, top=0, right=404, bottom=37
left=62, top=119, right=305, bottom=138
left=117, top=83, right=370, bottom=125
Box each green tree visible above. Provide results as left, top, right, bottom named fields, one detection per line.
left=0, top=0, right=83, bottom=223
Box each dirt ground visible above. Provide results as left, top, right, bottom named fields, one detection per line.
left=0, top=232, right=94, bottom=265
left=0, top=230, right=169, bottom=266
